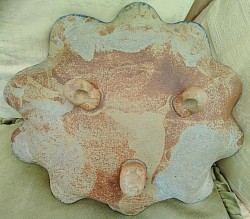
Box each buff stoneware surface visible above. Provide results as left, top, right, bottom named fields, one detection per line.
left=4, top=3, right=243, bottom=215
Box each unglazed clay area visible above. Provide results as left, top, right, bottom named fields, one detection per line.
left=4, top=3, right=243, bottom=215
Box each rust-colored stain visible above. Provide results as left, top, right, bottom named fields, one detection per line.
left=4, top=3, right=243, bottom=216
left=89, top=169, right=124, bottom=204
left=85, top=17, right=94, bottom=23
left=99, top=25, right=115, bottom=36
left=11, top=127, right=21, bottom=143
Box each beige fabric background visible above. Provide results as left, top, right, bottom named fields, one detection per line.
left=195, top=0, right=250, bottom=211
left=0, top=0, right=194, bottom=118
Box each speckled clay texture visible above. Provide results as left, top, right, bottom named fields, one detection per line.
left=4, top=3, right=243, bottom=215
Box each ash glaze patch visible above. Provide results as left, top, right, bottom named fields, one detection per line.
left=154, top=123, right=242, bottom=203
left=4, top=2, right=243, bottom=216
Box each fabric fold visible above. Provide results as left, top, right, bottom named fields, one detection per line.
left=213, top=165, right=243, bottom=219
